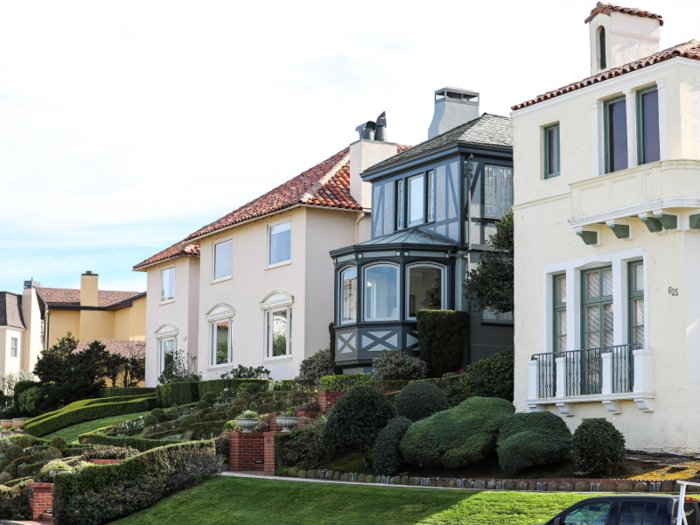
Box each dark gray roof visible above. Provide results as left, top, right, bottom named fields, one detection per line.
left=0, top=293, right=25, bottom=329
left=365, top=113, right=512, bottom=175
left=355, top=227, right=457, bottom=247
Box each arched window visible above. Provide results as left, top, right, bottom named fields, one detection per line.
left=340, top=267, right=357, bottom=324
left=205, top=303, right=235, bottom=367
left=599, top=27, right=607, bottom=70
left=364, top=264, right=399, bottom=321
left=259, top=291, right=293, bottom=359
left=154, top=323, right=179, bottom=374
left=406, top=264, right=445, bottom=320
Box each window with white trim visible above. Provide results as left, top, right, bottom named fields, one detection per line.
left=213, top=239, right=233, bottom=281
left=10, top=337, right=18, bottom=358
left=340, top=267, right=357, bottom=324
left=406, top=264, right=444, bottom=319
left=407, top=174, right=425, bottom=226
left=161, top=267, right=175, bottom=302
left=205, top=303, right=235, bottom=367
left=159, top=338, right=175, bottom=372
left=260, top=291, right=293, bottom=359
left=364, top=264, right=399, bottom=321
left=268, top=220, right=291, bottom=267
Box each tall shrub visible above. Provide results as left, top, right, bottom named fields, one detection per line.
left=444, top=349, right=514, bottom=405
left=370, top=350, right=428, bottom=381
left=296, top=348, right=342, bottom=390
left=394, top=382, right=448, bottom=422
left=416, top=310, right=470, bottom=377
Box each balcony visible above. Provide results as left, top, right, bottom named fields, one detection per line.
left=569, top=160, right=700, bottom=243
left=527, top=344, right=655, bottom=416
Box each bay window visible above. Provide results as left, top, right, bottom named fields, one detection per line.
left=364, top=264, right=399, bottom=321
left=407, top=264, right=444, bottom=319
left=161, top=267, right=175, bottom=302
left=213, top=239, right=233, bottom=281
left=340, top=267, right=357, bottom=324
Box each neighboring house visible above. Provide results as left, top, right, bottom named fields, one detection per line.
left=135, top=144, right=408, bottom=386
left=0, top=284, right=42, bottom=377
left=512, top=4, right=700, bottom=452
left=75, top=339, right=146, bottom=387
left=330, top=88, right=514, bottom=372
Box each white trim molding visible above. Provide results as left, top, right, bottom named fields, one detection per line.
left=259, top=290, right=294, bottom=311
left=205, top=303, right=236, bottom=322
left=154, top=323, right=179, bottom=340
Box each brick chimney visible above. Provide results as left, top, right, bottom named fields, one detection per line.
left=80, top=271, right=98, bottom=307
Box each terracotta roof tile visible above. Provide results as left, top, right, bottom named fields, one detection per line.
left=512, top=39, right=700, bottom=111
left=584, top=3, right=663, bottom=26
left=133, top=242, right=200, bottom=271
left=36, top=288, right=142, bottom=309
left=75, top=339, right=145, bottom=358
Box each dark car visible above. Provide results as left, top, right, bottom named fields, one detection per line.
left=544, top=495, right=700, bottom=525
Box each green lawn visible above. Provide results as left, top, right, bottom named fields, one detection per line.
left=42, top=411, right=151, bottom=444
left=113, top=476, right=593, bottom=525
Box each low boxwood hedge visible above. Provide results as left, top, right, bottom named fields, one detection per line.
left=78, top=427, right=181, bottom=450
left=198, top=379, right=272, bottom=399
left=82, top=394, right=155, bottom=406
left=156, top=382, right=200, bottom=407
left=320, top=374, right=372, bottom=392
left=25, top=397, right=157, bottom=437
left=99, top=387, right=156, bottom=398
left=189, top=420, right=226, bottom=440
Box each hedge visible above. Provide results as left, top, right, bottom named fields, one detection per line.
left=320, top=374, right=372, bottom=392
left=79, top=426, right=182, bottom=450
left=25, top=397, right=157, bottom=437
left=13, top=380, right=39, bottom=411
left=190, top=420, right=226, bottom=440
left=373, top=416, right=413, bottom=476
left=0, top=481, right=31, bottom=520
left=197, top=379, right=272, bottom=399
left=394, top=381, right=449, bottom=422
left=53, top=440, right=218, bottom=525
left=82, top=394, right=155, bottom=407
left=156, top=382, right=200, bottom=407
left=99, top=387, right=156, bottom=398
left=444, top=349, right=515, bottom=406
left=416, top=310, right=470, bottom=377
left=273, top=379, right=297, bottom=391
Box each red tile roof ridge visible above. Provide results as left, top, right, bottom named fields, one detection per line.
left=36, top=287, right=143, bottom=308
left=299, top=151, right=351, bottom=205
left=133, top=241, right=200, bottom=270
left=584, top=3, right=663, bottom=26
left=512, top=39, right=700, bottom=110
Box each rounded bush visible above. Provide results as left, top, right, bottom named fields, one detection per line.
left=399, top=396, right=514, bottom=468
left=196, top=400, right=209, bottom=410
left=226, top=406, right=243, bottom=421
left=44, top=447, right=63, bottom=461
left=370, top=350, right=429, bottom=381
left=143, top=414, right=157, bottom=427
left=151, top=408, right=166, bottom=422
left=238, top=383, right=263, bottom=396
left=202, top=392, right=217, bottom=405
left=322, top=385, right=396, bottom=464
left=49, top=436, right=67, bottom=450
left=237, top=392, right=253, bottom=403
left=232, top=398, right=248, bottom=409
left=497, top=412, right=572, bottom=475
left=181, top=414, right=198, bottom=431
left=573, top=419, right=625, bottom=474
left=373, top=416, right=413, bottom=476
left=4, top=445, right=23, bottom=462
left=395, top=382, right=449, bottom=422
left=16, top=436, right=32, bottom=449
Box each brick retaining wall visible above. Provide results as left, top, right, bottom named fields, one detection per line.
left=27, top=482, right=53, bottom=520
left=229, top=433, right=265, bottom=472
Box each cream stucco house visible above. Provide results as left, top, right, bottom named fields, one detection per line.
left=135, top=143, right=407, bottom=386
left=0, top=283, right=42, bottom=378
left=512, top=3, right=700, bottom=453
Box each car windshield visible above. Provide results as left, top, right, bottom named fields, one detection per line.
left=563, top=501, right=611, bottom=525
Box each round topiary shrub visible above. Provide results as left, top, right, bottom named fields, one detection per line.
left=196, top=400, right=209, bottom=410
left=202, top=392, right=217, bottom=405
left=498, top=411, right=572, bottom=475
left=143, top=414, right=157, bottom=427
left=181, top=414, right=198, bottom=431
left=4, top=445, right=23, bottom=463
left=227, top=406, right=243, bottom=421
left=44, top=447, right=63, bottom=461
left=238, top=383, right=263, bottom=396
left=151, top=408, right=166, bottom=422
left=370, top=350, right=429, bottom=381
left=373, top=416, right=413, bottom=476
left=573, top=419, right=625, bottom=474
left=322, top=385, right=397, bottom=467
left=395, top=382, right=449, bottom=422
left=16, top=436, right=32, bottom=449
left=49, top=436, right=67, bottom=450
left=237, top=392, right=253, bottom=403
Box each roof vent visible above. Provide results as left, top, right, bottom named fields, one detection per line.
left=355, top=112, right=388, bottom=142
left=428, top=87, right=479, bottom=139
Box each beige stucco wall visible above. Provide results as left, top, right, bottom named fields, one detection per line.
left=79, top=310, right=115, bottom=343
left=47, top=310, right=81, bottom=347
left=512, top=58, right=700, bottom=453
left=114, top=296, right=147, bottom=341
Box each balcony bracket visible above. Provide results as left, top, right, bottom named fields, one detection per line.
left=526, top=402, right=547, bottom=413
left=606, top=220, right=631, bottom=240
left=655, top=213, right=678, bottom=230
left=555, top=402, right=575, bottom=417
left=575, top=228, right=600, bottom=246
left=634, top=397, right=655, bottom=412
left=640, top=216, right=663, bottom=233
left=602, top=399, right=622, bottom=414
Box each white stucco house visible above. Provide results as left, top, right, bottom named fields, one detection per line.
left=512, top=3, right=700, bottom=453
left=0, top=282, right=42, bottom=379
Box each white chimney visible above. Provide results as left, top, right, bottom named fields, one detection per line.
left=428, top=87, right=480, bottom=139
left=586, top=3, right=662, bottom=76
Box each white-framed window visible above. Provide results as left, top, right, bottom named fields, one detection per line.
left=407, top=174, right=425, bottom=226
left=154, top=323, right=179, bottom=374
left=484, top=166, right=513, bottom=218
left=482, top=309, right=514, bottom=325
left=205, top=303, right=235, bottom=367
left=10, top=337, right=18, bottom=358
left=213, top=238, right=233, bottom=282
left=268, top=218, right=291, bottom=268
left=340, top=267, right=357, bottom=324
left=161, top=266, right=175, bottom=302
left=364, top=264, right=399, bottom=321
left=406, top=263, right=445, bottom=320
left=259, top=291, right=294, bottom=360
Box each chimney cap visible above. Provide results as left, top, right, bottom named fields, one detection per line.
left=435, top=87, right=479, bottom=102
left=83, top=271, right=97, bottom=276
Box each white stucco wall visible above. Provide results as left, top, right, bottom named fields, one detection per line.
left=0, top=328, right=23, bottom=378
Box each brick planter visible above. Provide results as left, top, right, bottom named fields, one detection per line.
left=27, top=482, right=53, bottom=520
left=87, top=459, right=124, bottom=465
left=229, top=432, right=265, bottom=472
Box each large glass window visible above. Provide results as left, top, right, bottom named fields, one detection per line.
left=161, top=267, right=175, bottom=302
left=340, top=267, right=357, bottom=324
left=269, top=220, right=291, bottom=266
left=407, top=174, right=424, bottom=226
left=159, top=338, right=175, bottom=372
left=637, top=87, right=660, bottom=165
left=582, top=267, right=613, bottom=349
left=10, top=337, right=18, bottom=358
left=407, top=265, right=443, bottom=319
left=544, top=124, right=560, bottom=179
left=364, top=265, right=399, bottom=321
left=211, top=320, right=231, bottom=366
left=605, top=97, right=628, bottom=173
left=629, top=261, right=644, bottom=345
left=213, top=239, right=233, bottom=281
left=553, top=274, right=567, bottom=352
left=266, top=307, right=291, bottom=358
left=485, top=166, right=513, bottom=217
left=396, top=179, right=405, bottom=230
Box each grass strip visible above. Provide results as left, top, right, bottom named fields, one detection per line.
left=43, top=411, right=151, bottom=445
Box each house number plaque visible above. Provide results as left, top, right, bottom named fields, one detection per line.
left=668, top=287, right=679, bottom=296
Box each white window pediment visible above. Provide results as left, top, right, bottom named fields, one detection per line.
left=205, top=303, right=236, bottom=322
left=259, top=291, right=293, bottom=311
left=155, top=323, right=179, bottom=340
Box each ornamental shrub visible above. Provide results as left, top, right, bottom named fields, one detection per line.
left=195, top=400, right=209, bottom=410
left=322, top=385, right=396, bottom=467
left=394, top=382, right=449, bottom=422
left=573, top=419, right=626, bottom=474
left=201, top=392, right=217, bottom=405
left=275, top=415, right=332, bottom=470
left=4, top=446, right=22, bottom=463
left=151, top=408, right=166, bottom=422
left=181, top=415, right=198, bottom=431
left=197, top=378, right=272, bottom=399
left=444, top=349, right=515, bottom=406
left=215, top=434, right=229, bottom=458
left=319, top=374, right=372, bottom=392
left=399, top=396, right=514, bottom=468
left=370, top=350, right=429, bottom=381
left=13, top=381, right=39, bottom=413
left=99, top=387, right=156, bottom=398
left=15, top=436, right=31, bottom=449
left=155, top=382, right=200, bottom=407
left=295, top=348, right=342, bottom=390
left=373, top=416, right=413, bottom=476
left=416, top=310, right=470, bottom=377
left=143, top=414, right=157, bottom=427
left=226, top=406, right=243, bottom=421
left=44, top=447, right=63, bottom=462
left=497, top=411, right=572, bottom=475
left=49, top=436, right=67, bottom=450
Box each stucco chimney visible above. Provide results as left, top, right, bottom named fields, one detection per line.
left=428, top=87, right=480, bottom=139
left=585, top=3, right=662, bottom=75
left=22, top=279, right=42, bottom=370
left=80, top=271, right=99, bottom=307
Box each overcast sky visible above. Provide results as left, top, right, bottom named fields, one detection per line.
left=1, top=0, right=697, bottom=293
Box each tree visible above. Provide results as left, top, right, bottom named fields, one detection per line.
left=463, top=209, right=513, bottom=313
left=157, top=349, right=201, bottom=384
left=102, top=353, right=127, bottom=388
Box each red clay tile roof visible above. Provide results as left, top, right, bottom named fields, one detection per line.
left=512, top=39, right=700, bottom=111
left=75, top=339, right=145, bottom=358
left=134, top=144, right=410, bottom=268
left=584, top=3, right=663, bottom=26
left=36, top=288, right=143, bottom=309
left=133, top=241, right=200, bottom=271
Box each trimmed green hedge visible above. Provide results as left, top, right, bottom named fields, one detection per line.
left=79, top=426, right=181, bottom=450
left=82, top=394, right=155, bottom=406
left=320, top=374, right=372, bottom=392
left=395, top=381, right=449, bottom=422
left=99, top=387, right=156, bottom=398
left=190, top=420, right=226, bottom=440
left=156, top=382, right=200, bottom=407
left=416, top=310, right=470, bottom=377
left=25, top=397, right=157, bottom=437
left=373, top=416, right=413, bottom=476
left=197, top=379, right=272, bottom=399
